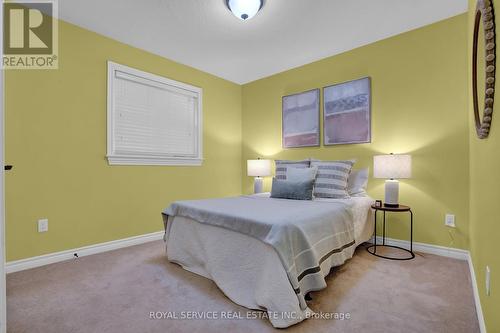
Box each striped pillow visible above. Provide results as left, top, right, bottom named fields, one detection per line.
left=274, top=160, right=310, bottom=180
left=311, top=160, right=355, bottom=199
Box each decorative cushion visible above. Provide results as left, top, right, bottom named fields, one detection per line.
left=270, top=178, right=314, bottom=200
left=347, top=168, right=369, bottom=196
left=311, top=160, right=355, bottom=199
left=286, top=166, right=318, bottom=183
left=274, top=160, right=310, bottom=180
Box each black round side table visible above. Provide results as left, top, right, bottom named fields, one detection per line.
left=366, top=204, right=415, bottom=260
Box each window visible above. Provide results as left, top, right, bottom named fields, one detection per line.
left=107, top=61, right=203, bottom=166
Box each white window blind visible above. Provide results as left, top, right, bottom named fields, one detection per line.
left=107, top=62, right=203, bottom=166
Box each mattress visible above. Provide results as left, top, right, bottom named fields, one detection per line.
left=164, top=195, right=374, bottom=328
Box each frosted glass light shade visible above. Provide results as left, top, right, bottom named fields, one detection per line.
left=373, top=154, right=412, bottom=179
left=226, top=0, right=263, bottom=20
left=247, top=159, right=271, bottom=177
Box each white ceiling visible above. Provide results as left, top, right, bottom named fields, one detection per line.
left=58, top=0, right=468, bottom=84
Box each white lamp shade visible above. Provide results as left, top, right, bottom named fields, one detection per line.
left=247, top=159, right=271, bottom=177
left=373, top=154, right=412, bottom=179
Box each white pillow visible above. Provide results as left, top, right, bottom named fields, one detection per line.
left=286, top=166, right=318, bottom=183
left=347, top=168, right=369, bottom=196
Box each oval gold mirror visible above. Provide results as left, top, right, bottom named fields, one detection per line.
left=473, top=0, right=496, bottom=139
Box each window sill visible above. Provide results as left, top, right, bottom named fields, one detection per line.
left=106, top=155, right=203, bottom=166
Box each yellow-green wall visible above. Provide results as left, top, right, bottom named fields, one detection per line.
left=4, top=20, right=242, bottom=261
left=468, top=0, right=500, bottom=331
left=241, top=15, right=470, bottom=249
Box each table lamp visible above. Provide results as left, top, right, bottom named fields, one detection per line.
left=373, top=153, right=412, bottom=207
left=247, top=159, right=271, bottom=194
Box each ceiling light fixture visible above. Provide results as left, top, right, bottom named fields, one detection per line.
left=226, top=0, right=264, bottom=20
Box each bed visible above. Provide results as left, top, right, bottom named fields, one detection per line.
left=162, top=192, right=374, bottom=328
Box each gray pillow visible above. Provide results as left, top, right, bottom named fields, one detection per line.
left=270, top=178, right=314, bottom=200
left=286, top=166, right=318, bottom=183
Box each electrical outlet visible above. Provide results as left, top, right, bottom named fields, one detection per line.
left=486, top=266, right=491, bottom=296
left=445, top=214, right=455, bottom=227
left=38, top=219, right=48, bottom=233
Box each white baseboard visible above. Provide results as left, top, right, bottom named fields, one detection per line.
left=5, top=231, right=164, bottom=274
left=467, top=255, right=487, bottom=333
left=369, top=236, right=469, bottom=260
left=369, top=236, right=486, bottom=332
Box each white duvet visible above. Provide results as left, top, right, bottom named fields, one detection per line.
left=164, top=194, right=374, bottom=328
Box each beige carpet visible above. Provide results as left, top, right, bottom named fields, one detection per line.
left=7, top=241, right=479, bottom=333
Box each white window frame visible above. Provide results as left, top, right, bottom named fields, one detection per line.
left=106, top=61, right=203, bottom=166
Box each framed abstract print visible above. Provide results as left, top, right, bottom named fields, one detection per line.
left=282, top=89, right=320, bottom=148
left=323, top=77, right=371, bottom=145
